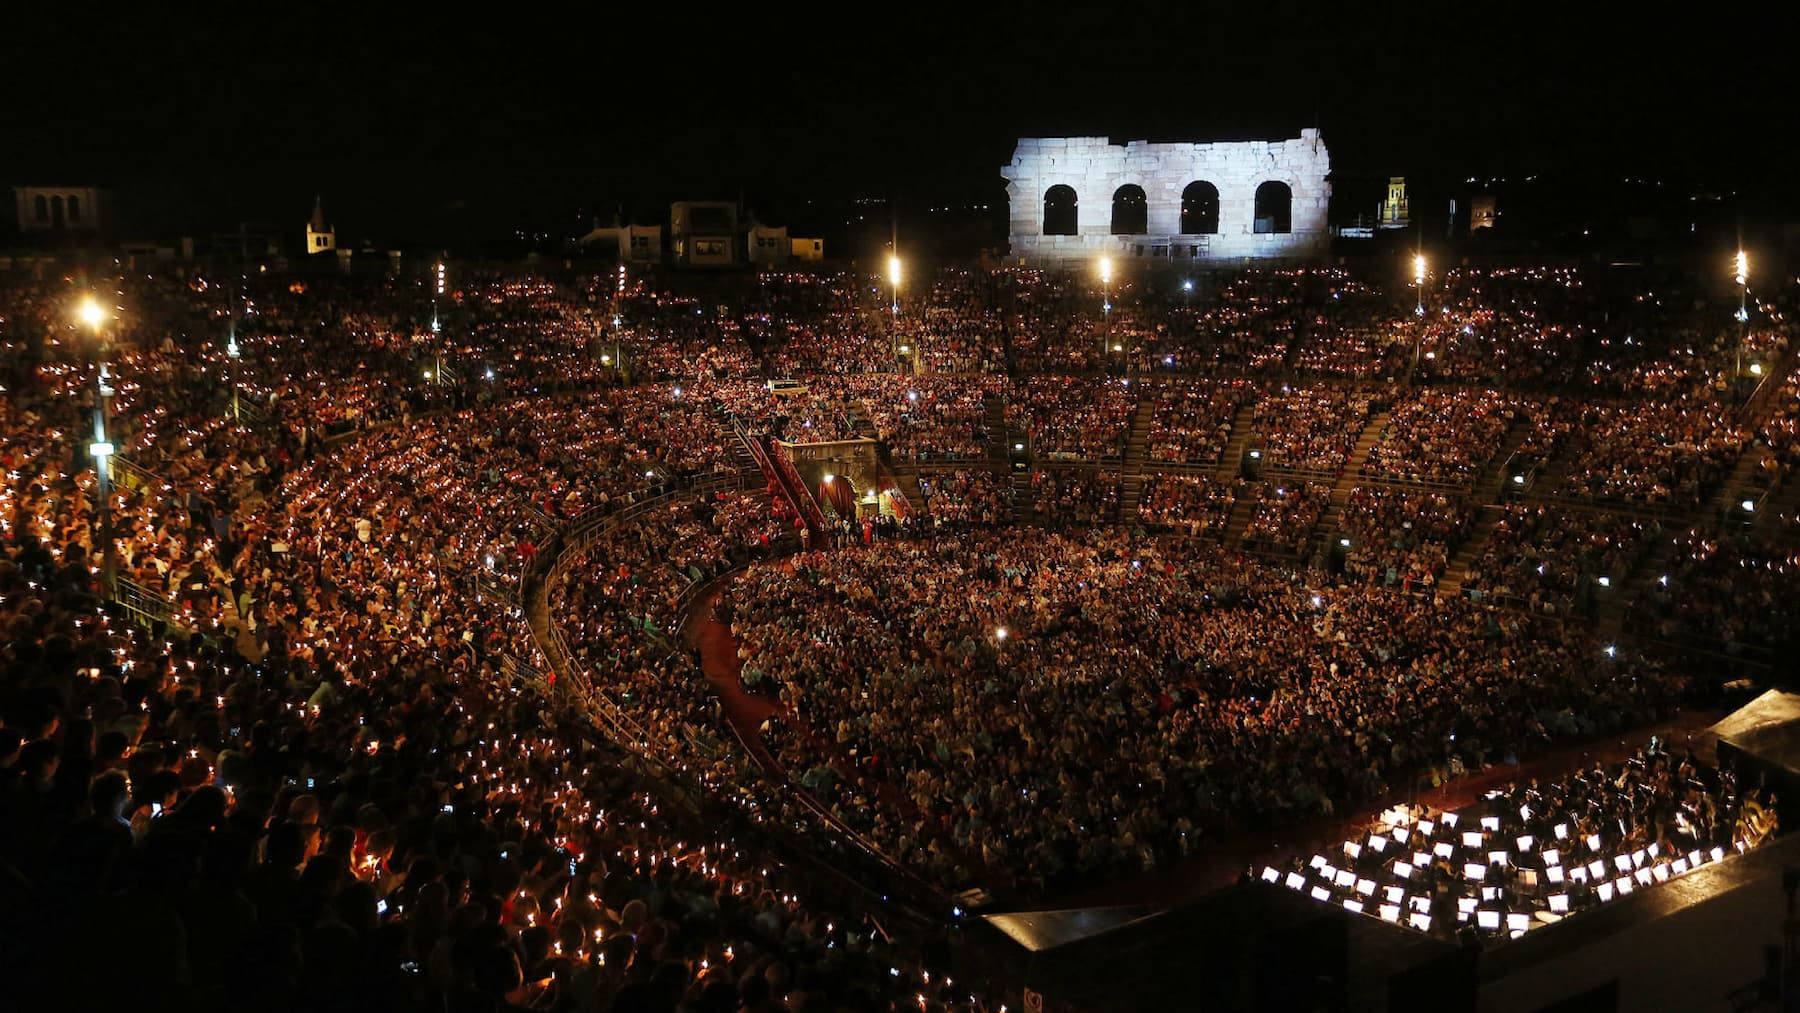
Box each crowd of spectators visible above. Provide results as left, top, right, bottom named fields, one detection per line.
left=720, top=530, right=1687, bottom=893
left=1240, top=482, right=1332, bottom=556
left=1136, top=474, right=1240, bottom=540
left=1462, top=505, right=1658, bottom=616
left=1250, top=386, right=1376, bottom=474
left=1630, top=530, right=1800, bottom=657
left=1009, top=377, right=1132, bottom=461
left=848, top=375, right=1002, bottom=463
left=1339, top=487, right=1474, bottom=590
left=1, top=270, right=1003, bottom=1011
left=1144, top=379, right=1255, bottom=465
left=917, top=470, right=1012, bottom=528
left=1559, top=401, right=1748, bottom=507
left=1030, top=469, right=1119, bottom=528
left=2, top=254, right=1796, bottom=1005
left=1361, top=390, right=1522, bottom=486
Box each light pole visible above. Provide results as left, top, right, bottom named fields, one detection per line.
left=1734, top=249, right=1749, bottom=382
left=610, top=263, right=626, bottom=374
left=432, top=260, right=445, bottom=333
left=1409, top=252, right=1428, bottom=381
left=1413, top=252, right=1426, bottom=317
left=77, top=296, right=118, bottom=592
left=226, top=320, right=241, bottom=422
left=887, top=254, right=903, bottom=364
left=1099, top=256, right=1114, bottom=365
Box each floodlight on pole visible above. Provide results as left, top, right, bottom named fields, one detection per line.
left=1735, top=248, right=1750, bottom=379
left=78, top=296, right=109, bottom=331
left=76, top=293, right=118, bottom=590
left=1098, top=256, right=1115, bottom=361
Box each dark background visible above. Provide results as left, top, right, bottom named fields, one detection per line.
left=5, top=3, right=1791, bottom=251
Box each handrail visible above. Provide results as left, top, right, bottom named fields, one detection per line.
left=111, top=454, right=173, bottom=496
left=111, top=575, right=175, bottom=629
left=763, top=440, right=828, bottom=546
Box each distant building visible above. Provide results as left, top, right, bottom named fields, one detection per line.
left=671, top=201, right=737, bottom=267
left=578, top=223, right=662, bottom=262
left=305, top=196, right=336, bottom=255
left=1470, top=194, right=1498, bottom=233
left=1378, top=176, right=1410, bottom=229
left=747, top=224, right=789, bottom=265
left=580, top=205, right=819, bottom=267
left=14, top=185, right=103, bottom=234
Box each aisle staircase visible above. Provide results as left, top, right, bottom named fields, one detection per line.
left=985, top=395, right=1011, bottom=465
left=893, top=469, right=926, bottom=516
left=1011, top=469, right=1036, bottom=520
left=1317, top=409, right=1390, bottom=538
left=1119, top=397, right=1156, bottom=517
left=1758, top=471, right=1800, bottom=532
left=1703, top=444, right=1771, bottom=523
left=1216, top=403, right=1257, bottom=479
left=1223, top=490, right=1259, bottom=545
left=1474, top=419, right=1530, bottom=503
left=1602, top=531, right=1681, bottom=639
left=1435, top=505, right=1505, bottom=599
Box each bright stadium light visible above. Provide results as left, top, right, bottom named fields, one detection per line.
left=888, top=255, right=902, bottom=288
left=1098, top=257, right=1113, bottom=285
left=78, top=296, right=108, bottom=330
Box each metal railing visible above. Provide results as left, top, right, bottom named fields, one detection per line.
left=111, top=454, right=172, bottom=496
left=111, top=576, right=175, bottom=629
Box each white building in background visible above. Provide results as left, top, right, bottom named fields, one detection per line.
left=305, top=196, right=336, bottom=255
left=1001, top=129, right=1332, bottom=267
left=747, top=224, right=789, bottom=265
left=671, top=201, right=738, bottom=267
left=14, top=186, right=102, bottom=233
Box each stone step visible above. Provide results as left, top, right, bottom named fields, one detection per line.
left=1223, top=491, right=1259, bottom=545
left=1436, top=505, right=1505, bottom=599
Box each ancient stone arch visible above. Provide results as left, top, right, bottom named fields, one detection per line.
left=1042, top=184, right=1078, bottom=236
left=1180, top=181, right=1221, bottom=235
left=1254, top=180, right=1293, bottom=234
left=1111, top=184, right=1148, bottom=235
left=1001, top=129, right=1331, bottom=266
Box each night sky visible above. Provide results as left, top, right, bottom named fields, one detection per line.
left=7, top=4, right=1791, bottom=244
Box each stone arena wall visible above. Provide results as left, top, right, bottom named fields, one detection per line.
left=1001, top=129, right=1331, bottom=268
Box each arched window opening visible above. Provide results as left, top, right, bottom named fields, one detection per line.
left=67, top=196, right=82, bottom=224
left=1042, top=185, right=1078, bottom=236
left=33, top=195, right=48, bottom=224
left=1254, top=181, right=1292, bottom=235
left=1110, top=184, right=1147, bottom=235
left=50, top=195, right=65, bottom=229
left=1180, top=181, right=1220, bottom=235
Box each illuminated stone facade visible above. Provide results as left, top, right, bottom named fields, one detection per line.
left=1379, top=176, right=1410, bottom=229
left=1001, top=129, right=1331, bottom=267
left=14, top=186, right=101, bottom=233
